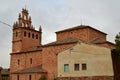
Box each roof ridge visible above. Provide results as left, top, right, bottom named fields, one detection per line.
left=56, top=25, right=107, bottom=35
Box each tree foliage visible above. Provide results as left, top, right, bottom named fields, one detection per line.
left=39, top=76, right=47, bottom=80
left=115, top=32, right=120, bottom=55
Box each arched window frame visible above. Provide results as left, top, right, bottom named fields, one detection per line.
left=24, top=31, right=26, bottom=37
left=32, top=33, right=34, bottom=39
left=28, top=32, right=30, bottom=38
left=36, top=34, right=38, bottom=39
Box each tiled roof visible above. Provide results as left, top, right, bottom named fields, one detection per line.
left=12, top=65, right=47, bottom=74
left=1, top=69, right=10, bottom=75
left=56, top=25, right=107, bottom=35
left=91, top=38, right=115, bottom=45
left=43, top=38, right=79, bottom=47
left=91, top=38, right=105, bottom=44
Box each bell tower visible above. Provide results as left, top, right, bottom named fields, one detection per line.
left=12, top=8, right=42, bottom=53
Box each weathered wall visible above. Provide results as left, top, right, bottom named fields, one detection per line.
left=58, top=43, right=113, bottom=78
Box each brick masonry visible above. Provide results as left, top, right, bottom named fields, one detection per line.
left=57, top=76, right=114, bottom=80
left=56, top=26, right=106, bottom=43
left=42, top=43, right=76, bottom=80
left=10, top=8, right=115, bottom=80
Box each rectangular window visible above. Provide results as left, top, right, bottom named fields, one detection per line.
left=29, top=75, right=31, bottom=80
left=24, top=31, right=26, bottom=37
left=18, top=59, right=20, bottom=65
left=17, top=75, right=19, bottom=80
left=82, top=64, right=87, bottom=70
left=64, top=64, right=69, bottom=72
left=74, top=64, right=79, bottom=71
left=30, top=58, right=32, bottom=64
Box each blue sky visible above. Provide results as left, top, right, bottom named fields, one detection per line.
left=0, top=0, right=120, bottom=68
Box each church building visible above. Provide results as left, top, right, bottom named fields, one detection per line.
left=10, top=8, right=115, bottom=80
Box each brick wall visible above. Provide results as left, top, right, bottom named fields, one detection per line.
left=12, top=28, right=41, bottom=53
left=56, top=28, right=88, bottom=42
left=10, top=51, right=42, bottom=73
left=56, top=27, right=106, bottom=43
left=42, top=43, right=75, bottom=80
left=57, top=76, right=113, bottom=80
left=88, top=28, right=106, bottom=42
left=11, top=73, right=45, bottom=80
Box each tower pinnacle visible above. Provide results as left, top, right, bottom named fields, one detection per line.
left=13, top=8, right=34, bottom=30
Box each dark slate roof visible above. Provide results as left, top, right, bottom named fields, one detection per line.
left=56, top=25, right=107, bottom=35
left=12, top=65, right=47, bottom=74
left=43, top=38, right=79, bottom=47
left=1, top=69, right=10, bottom=75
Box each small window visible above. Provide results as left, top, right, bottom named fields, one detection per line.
left=17, top=75, right=19, bottom=80
left=30, top=58, right=32, bottom=64
left=82, top=64, right=87, bottom=70
left=24, top=31, right=26, bottom=37
left=74, top=64, right=79, bottom=71
left=64, top=64, right=69, bottom=72
left=28, top=32, right=30, bottom=38
left=32, top=34, right=34, bottom=39
left=36, top=34, right=38, bottom=39
left=29, top=75, right=31, bottom=80
left=18, top=59, right=20, bottom=65
left=16, top=32, right=18, bottom=37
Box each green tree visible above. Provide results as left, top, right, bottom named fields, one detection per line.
left=115, top=32, right=120, bottom=55
left=39, top=76, right=47, bottom=80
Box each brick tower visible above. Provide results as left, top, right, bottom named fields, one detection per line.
left=12, top=8, right=42, bottom=53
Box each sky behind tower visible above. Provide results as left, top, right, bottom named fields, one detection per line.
left=0, top=0, right=120, bottom=68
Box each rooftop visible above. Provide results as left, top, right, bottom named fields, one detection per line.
left=56, top=25, right=107, bottom=35
left=12, top=65, right=47, bottom=74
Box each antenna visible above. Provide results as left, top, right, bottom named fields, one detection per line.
left=80, top=16, right=84, bottom=25
left=25, top=0, right=27, bottom=8
left=24, top=0, right=30, bottom=9
left=0, top=20, right=12, bottom=27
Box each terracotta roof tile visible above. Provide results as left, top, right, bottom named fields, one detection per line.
left=43, top=38, right=79, bottom=47
left=1, top=69, right=10, bottom=75
left=12, top=65, right=47, bottom=74
left=91, top=38, right=115, bottom=45
left=91, top=38, right=104, bottom=44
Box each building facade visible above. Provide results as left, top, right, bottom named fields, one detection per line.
left=0, top=67, right=10, bottom=80
left=58, top=42, right=113, bottom=80
left=10, top=8, right=115, bottom=80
